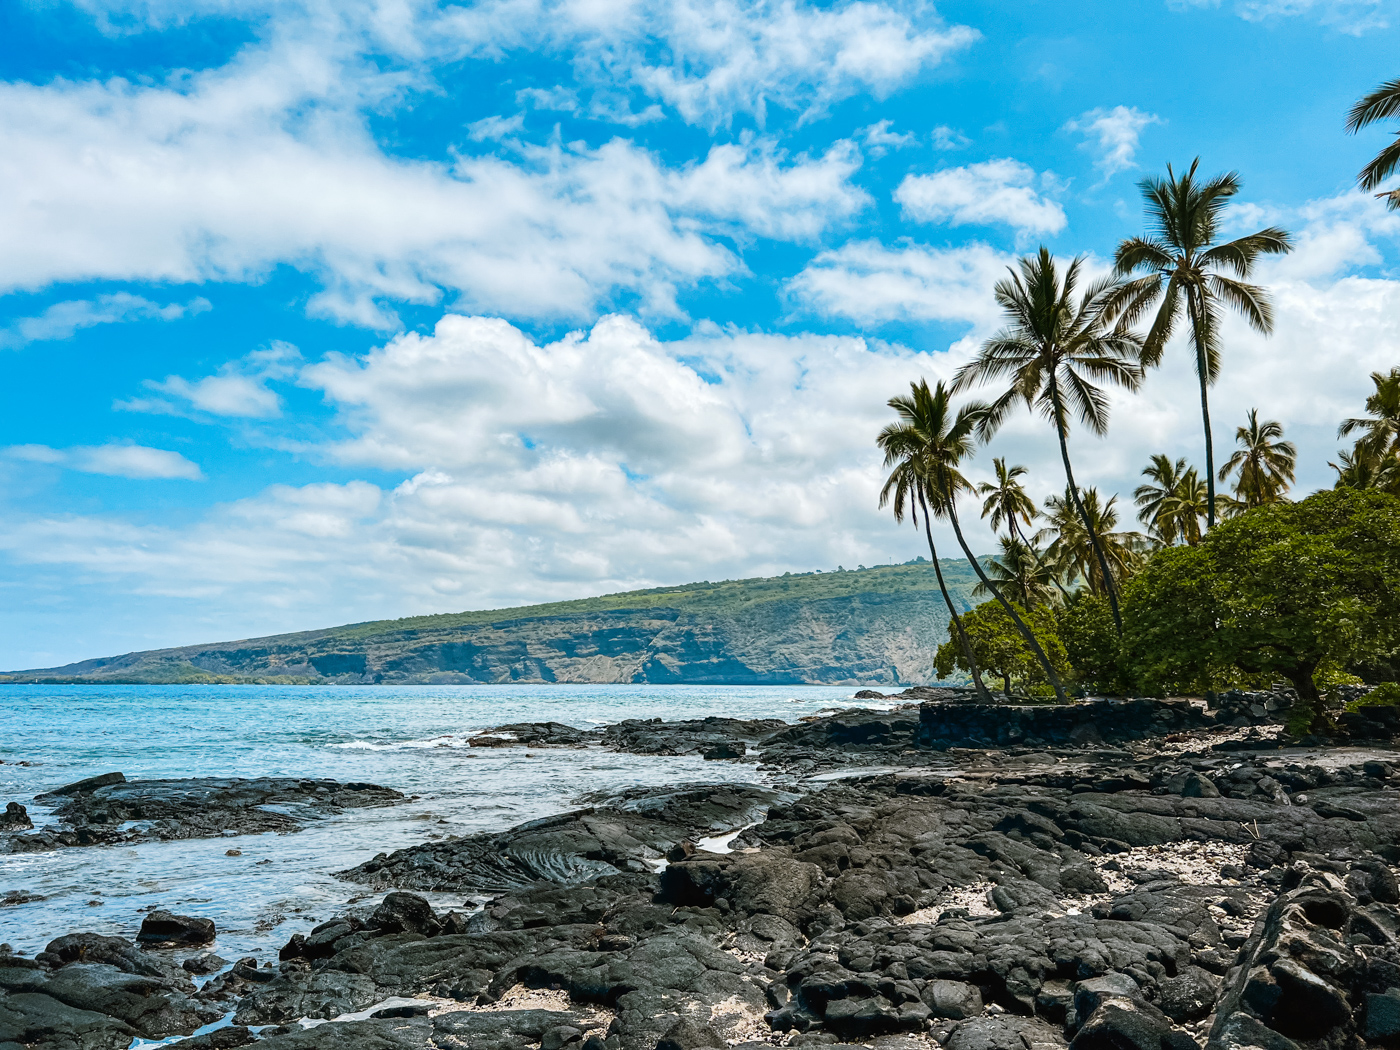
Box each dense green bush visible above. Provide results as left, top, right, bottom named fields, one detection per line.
left=1055, top=592, right=1121, bottom=694
left=1120, top=488, right=1400, bottom=707
left=935, top=599, right=1068, bottom=697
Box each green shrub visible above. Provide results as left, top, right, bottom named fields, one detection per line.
left=1347, top=682, right=1400, bottom=712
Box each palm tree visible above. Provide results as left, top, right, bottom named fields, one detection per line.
left=1109, top=160, right=1293, bottom=528
left=977, top=459, right=1038, bottom=544
left=1218, top=409, right=1296, bottom=509
left=1134, top=454, right=1190, bottom=545
left=878, top=385, right=993, bottom=703
left=1171, top=468, right=1209, bottom=545
left=1331, top=446, right=1400, bottom=493
left=879, top=379, right=1068, bottom=703
left=1134, top=455, right=1208, bottom=545
left=953, top=247, right=1143, bottom=633
left=973, top=537, right=1058, bottom=609
left=1347, top=80, right=1400, bottom=210
left=1339, top=367, right=1400, bottom=461
left=1037, top=488, right=1148, bottom=596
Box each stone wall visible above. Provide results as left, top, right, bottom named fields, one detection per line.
left=916, top=698, right=1213, bottom=750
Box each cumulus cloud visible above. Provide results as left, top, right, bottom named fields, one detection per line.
left=2, top=317, right=952, bottom=622
left=894, top=159, right=1067, bottom=236
left=0, top=293, right=210, bottom=349
left=861, top=119, right=917, bottom=157
left=787, top=239, right=1012, bottom=329
left=6, top=443, right=203, bottom=480
left=0, top=52, right=868, bottom=325
left=119, top=342, right=302, bottom=418
left=1065, top=105, right=1162, bottom=180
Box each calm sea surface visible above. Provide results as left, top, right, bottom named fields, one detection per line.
left=0, top=684, right=871, bottom=958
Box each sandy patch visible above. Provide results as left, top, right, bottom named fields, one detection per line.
left=1094, top=841, right=1251, bottom=893
left=709, top=994, right=770, bottom=1044
left=899, top=882, right=999, bottom=925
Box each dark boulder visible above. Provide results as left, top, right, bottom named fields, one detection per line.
left=137, top=911, right=216, bottom=948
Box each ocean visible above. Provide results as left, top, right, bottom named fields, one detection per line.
left=0, top=683, right=872, bottom=960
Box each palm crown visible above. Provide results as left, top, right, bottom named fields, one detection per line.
left=977, top=458, right=1038, bottom=543
left=1218, top=408, right=1296, bottom=509
left=1348, top=79, right=1400, bottom=209
left=1134, top=454, right=1207, bottom=546
left=953, top=246, right=1143, bottom=632
left=1108, top=159, right=1292, bottom=528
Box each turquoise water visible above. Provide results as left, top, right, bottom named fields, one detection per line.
left=0, top=684, right=867, bottom=956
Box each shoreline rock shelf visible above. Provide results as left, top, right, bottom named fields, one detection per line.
left=2, top=698, right=1399, bottom=1050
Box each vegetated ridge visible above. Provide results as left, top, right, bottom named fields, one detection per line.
left=0, top=559, right=980, bottom=686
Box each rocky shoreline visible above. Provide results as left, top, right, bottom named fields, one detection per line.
left=3, top=690, right=1400, bottom=1050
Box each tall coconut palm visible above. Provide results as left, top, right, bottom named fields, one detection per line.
left=1347, top=80, right=1400, bottom=210
left=973, top=537, right=1058, bottom=610
left=1037, top=488, right=1148, bottom=596
left=879, top=379, right=1068, bottom=702
left=1109, top=160, right=1293, bottom=528
left=1134, top=455, right=1208, bottom=545
left=1218, top=409, right=1296, bottom=509
left=977, top=459, right=1039, bottom=544
left=878, top=386, right=993, bottom=703
left=953, top=247, right=1144, bottom=633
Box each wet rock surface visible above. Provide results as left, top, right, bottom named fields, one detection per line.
left=4, top=698, right=1399, bottom=1050
left=0, top=776, right=406, bottom=853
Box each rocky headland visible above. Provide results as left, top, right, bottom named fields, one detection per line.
left=4, top=690, right=1400, bottom=1050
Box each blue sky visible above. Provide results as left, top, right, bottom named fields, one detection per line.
left=3, top=0, right=1400, bottom=669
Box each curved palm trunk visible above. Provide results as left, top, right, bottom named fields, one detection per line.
left=945, top=502, right=1069, bottom=704
left=1049, top=386, right=1124, bottom=634
left=1186, top=291, right=1217, bottom=529
left=919, top=495, right=993, bottom=703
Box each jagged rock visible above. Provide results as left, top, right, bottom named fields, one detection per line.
left=137, top=911, right=216, bottom=948
left=655, top=1016, right=725, bottom=1049
left=923, top=980, right=983, bottom=1019
left=4, top=777, right=404, bottom=854
left=1157, top=967, right=1220, bottom=1023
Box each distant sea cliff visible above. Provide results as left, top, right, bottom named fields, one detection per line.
left=0, top=560, right=979, bottom=686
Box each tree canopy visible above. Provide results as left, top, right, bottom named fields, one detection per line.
left=1121, top=488, right=1400, bottom=702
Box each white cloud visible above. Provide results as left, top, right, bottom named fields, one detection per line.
left=516, top=85, right=579, bottom=111
left=894, top=159, right=1067, bottom=236
left=466, top=113, right=525, bottom=140
left=787, top=239, right=1012, bottom=329
left=931, top=125, right=970, bottom=151
left=0, top=293, right=210, bottom=349
left=438, top=0, right=979, bottom=127
left=1065, top=105, right=1161, bottom=180
left=120, top=341, right=302, bottom=418
left=6, top=443, right=203, bottom=480
left=1, top=317, right=953, bottom=623
left=1171, top=0, right=1389, bottom=33
left=861, top=119, right=916, bottom=157
left=0, top=52, right=868, bottom=326
left=69, top=0, right=976, bottom=127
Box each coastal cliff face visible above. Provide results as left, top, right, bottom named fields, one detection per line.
left=2, top=560, right=979, bottom=685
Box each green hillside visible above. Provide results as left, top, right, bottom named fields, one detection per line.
left=1, top=558, right=982, bottom=686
